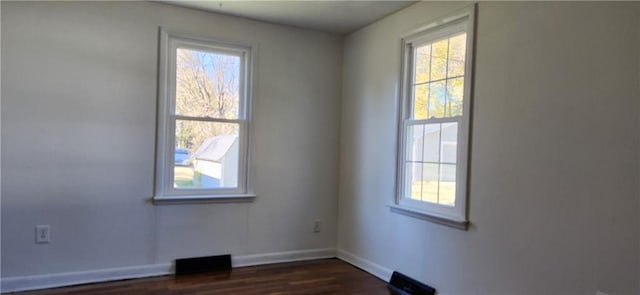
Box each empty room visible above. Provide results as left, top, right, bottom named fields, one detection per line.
left=1, top=1, right=639, bottom=294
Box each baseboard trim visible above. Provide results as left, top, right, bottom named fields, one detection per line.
left=232, top=248, right=336, bottom=267
left=0, top=263, right=172, bottom=293
left=336, top=249, right=393, bottom=282
left=0, top=248, right=337, bottom=293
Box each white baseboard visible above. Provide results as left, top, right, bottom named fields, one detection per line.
left=0, top=263, right=172, bottom=293
left=232, top=248, right=336, bottom=267
left=336, top=249, right=393, bottom=282
left=0, top=248, right=337, bottom=293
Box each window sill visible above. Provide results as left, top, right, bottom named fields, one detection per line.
left=388, top=203, right=468, bottom=230
left=153, top=194, right=256, bottom=205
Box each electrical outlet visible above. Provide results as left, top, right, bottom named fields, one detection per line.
left=36, top=225, right=50, bottom=244
left=313, top=220, right=321, bottom=233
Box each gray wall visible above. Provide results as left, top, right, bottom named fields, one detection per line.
left=338, top=2, right=640, bottom=294
left=1, top=1, right=342, bottom=277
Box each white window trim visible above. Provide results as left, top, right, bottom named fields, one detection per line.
left=391, top=5, right=476, bottom=229
left=154, top=28, right=256, bottom=204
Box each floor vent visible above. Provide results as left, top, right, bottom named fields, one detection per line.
left=388, top=271, right=436, bottom=295
left=175, top=254, right=232, bottom=275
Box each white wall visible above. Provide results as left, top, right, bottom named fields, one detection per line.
left=339, top=2, right=640, bottom=294
left=1, top=1, right=342, bottom=278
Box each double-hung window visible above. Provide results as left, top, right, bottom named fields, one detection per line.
left=155, top=29, right=254, bottom=202
left=393, top=7, right=475, bottom=228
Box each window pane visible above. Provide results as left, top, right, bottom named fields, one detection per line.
left=176, top=48, right=241, bottom=119
left=413, top=84, right=429, bottom=120
left=405, top=163, right=423, bottom=200
left=446, top=77, right=464, bottom=117
left=430, top=39, right=448, bottom=81
left=427, top=81, right=446, bottom=118
left=440, top=122, right=458, bottom=163
left=414, top=45, right=431, bottom=84
left=174, top=120, right=240, bottom=189
left=423, top=124, right=440, bottom=162
left=406, top=125, right=424, bottom=162
left=447, top=33, right=466, bottom=78
left=447, top=60, right=465, bottom=79
left=421, top=163, right=439, bottom=203
left=439, top=164, right=456, bottom=206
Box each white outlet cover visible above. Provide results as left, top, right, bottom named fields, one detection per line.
left=35, top=225, right=50, bottom=244
left=313, top=220, right=321, bottom=232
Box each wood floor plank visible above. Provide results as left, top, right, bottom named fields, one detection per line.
left=8, top=259, right=389, bottom=295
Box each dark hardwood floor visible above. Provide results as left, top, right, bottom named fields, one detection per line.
left=11, top=259, right=390, bottom=295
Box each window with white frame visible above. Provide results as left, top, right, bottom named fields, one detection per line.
left=155, top=29, right=254, bottom=202
left=394, top=8, right=475, bottom=227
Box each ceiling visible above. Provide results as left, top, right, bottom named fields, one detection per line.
left=159, top=1, right=416, bottom=34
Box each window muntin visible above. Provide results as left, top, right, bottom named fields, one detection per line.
left=396, top=11, right=474, bottom=224
left=156, top=30, right=253, bottom=200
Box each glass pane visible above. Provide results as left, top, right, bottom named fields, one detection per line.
left=413, top=84, right=428, bottom=120
left=440, top=122, right=458, bottom=163
left=423, top=124, right=440, bottom=162
left=174, top=120, right=240, bottom=189
left=421, top=163, right=439, bottom=203
left=447, top=33, right=467, bottom=77
left=175, top=48, right=241, bottom=119
left=405, top=163, right=423, bottom=200
left=406, top=125, right=424, bottom=162
left=439, top=164, right=456, bottom=206
left=446, top=77, right=464, bottom=117
left=414, top=44, right=431, bottom=84
left=427, top=81, right=446, bottom=118
left=447, top=33, right=466, bottom=78
left=447, top=60, right=465, bottom=79
left=430, top=39, right=448, bottom=81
